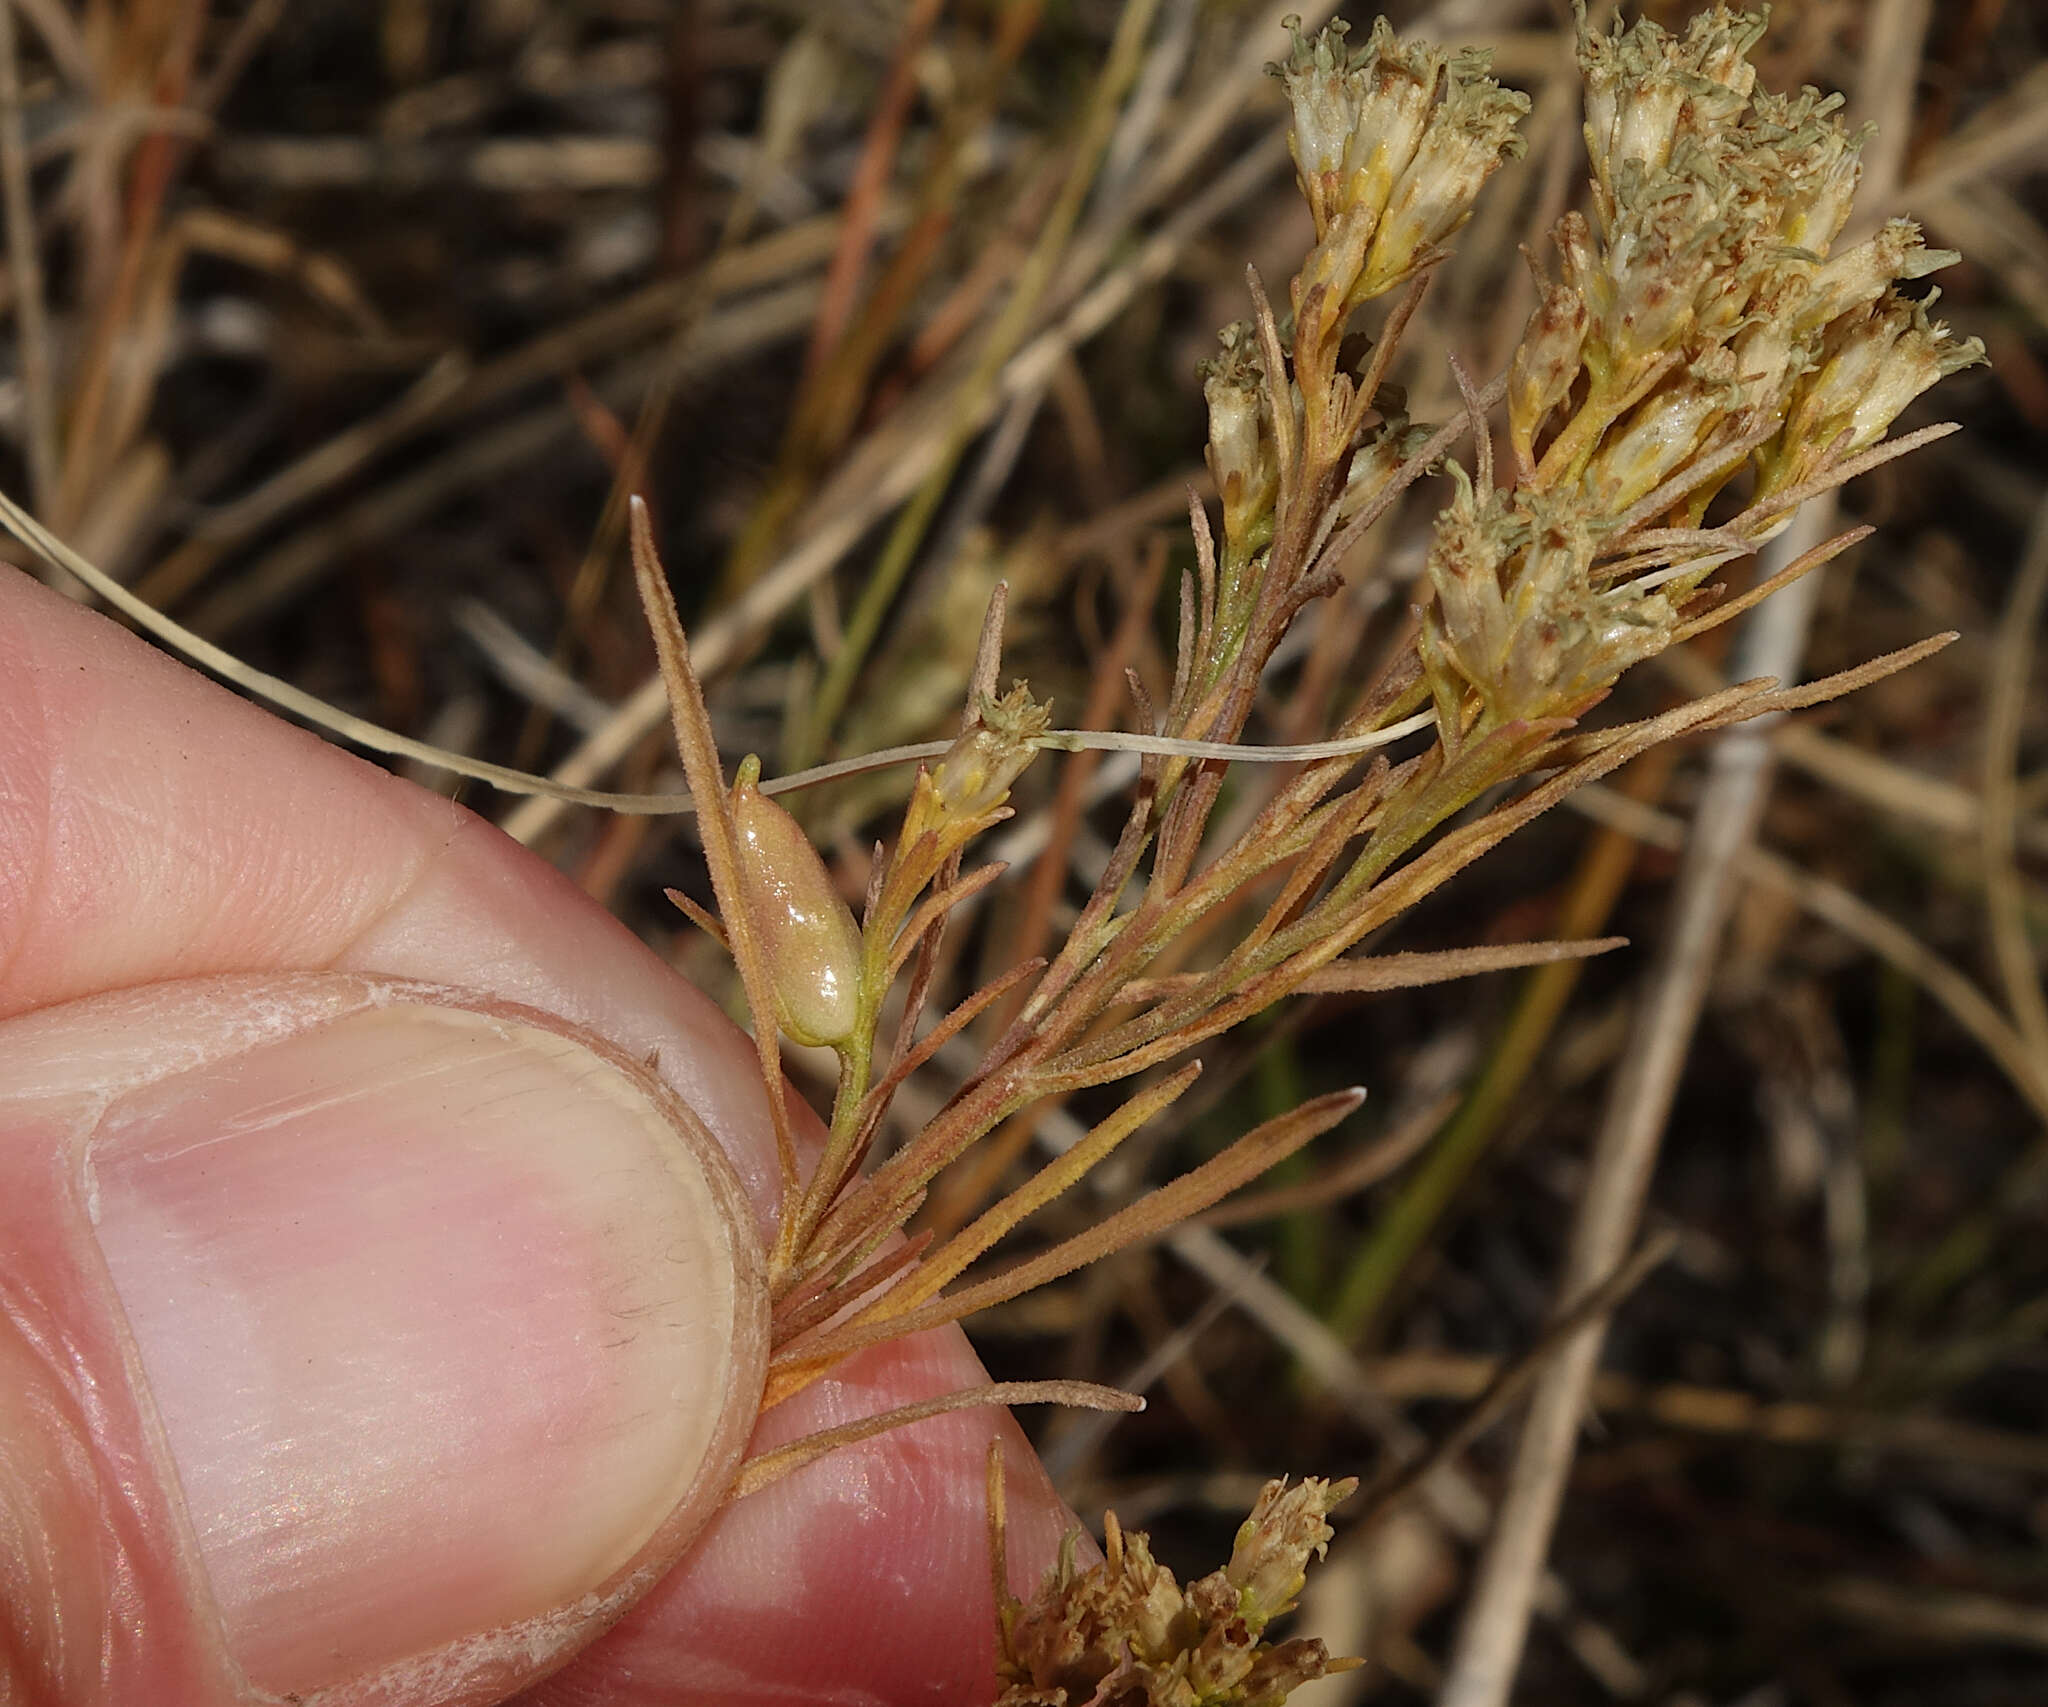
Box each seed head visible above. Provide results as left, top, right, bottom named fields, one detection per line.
left=999, top=1522, right=1189, bottom=1697
left=1504, top=3, right=1980, bottom=514
left=1422, top=474, right=1691, bottom=730
left=1579, top=3, right=1766, bottom=227
left=1747, top=87, right=1866, bottom=253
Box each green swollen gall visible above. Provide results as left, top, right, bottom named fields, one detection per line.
left=728, top=760, right=864, bottom=1050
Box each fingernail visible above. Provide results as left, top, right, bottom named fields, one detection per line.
left=85, top=996, right=759, bottom=1699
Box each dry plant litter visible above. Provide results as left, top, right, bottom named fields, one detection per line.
left=3, top=0, right=2043, bottom=1702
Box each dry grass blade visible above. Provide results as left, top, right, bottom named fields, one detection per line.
left=497, top=123, right=1302, bottom=846
left=1352, top=1232, right=1679, bottom=1528
left=1365, top=1352, right=2048, bottom=1478
left=795, top=0, right=1167, bottom=765
left=1567, top=783, right=2048, bottom=1123
left=0, top=0, right=56, bottom=512
left=1980, top=495, right=2048, bottom=1066
left=0, top=486, right=703, bottom=810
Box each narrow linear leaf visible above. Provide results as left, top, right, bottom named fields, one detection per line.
left=1670, top=525, right=1873, bottom=644
left=870, top=958, right=1045, bottom=1113
left=886, top=862, right=1009, bottom=983
left=1116, top=937, right=1629, bottom=1005
left=771, top=1087, right=1364, bottom=1386
left=731, top=1380, right=1142, bottom=1497
left=880, top=1061, right=1205, bottom=1317
left=663, top=885, right=728, bottom=950
left=629, top=497, right=800, bottom=1198
left=771, top=1230, right=933, bottom=1348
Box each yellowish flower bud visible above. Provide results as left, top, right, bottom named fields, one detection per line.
left=1225, top=1476, right=1355, bottom=1632
left=1271, top=19, right=1443, bottom=243
left=1119, top=1532, right=1188, bottom=1662
left=1424, top=476, right=1693, bottom=727
left=1780, top=301, right=1897, bottom=459
left=1202, top=323, right=1279, bottom=553
left=1728, top=311, right=1807, bottom=418
left=1802, top=219, right=1956, bottom=333
left=1761, top=290, right=1982, bottom=497
left=1272, top=18, right=1368, bottom=233
left=1583, top=346, right=1738, bottom=510
left=1184, top=1579, right=1258, bottom=1696
left=1557, top=190, right=1711, bottom=380
left=1421, top=465, right=1516, bottom=711
left=1334, top=406, right=1433, bottom=528
left=1839, top=294, right=1985, bottom=452
left=1340, top=22, right=1445, bottom=229
left=1508, top=273, right=1590, bottom=467
left=1355, top=54, right=1528, bottom=301
left=933, top=685, right=1049, bottom=822
left=729, top=768, right=863, bottom=1049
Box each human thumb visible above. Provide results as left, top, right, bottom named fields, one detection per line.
left=0, top=971, right=767, bottom=1707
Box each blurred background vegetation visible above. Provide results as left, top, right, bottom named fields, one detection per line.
left=6, top=1, right=2046, bottom=1702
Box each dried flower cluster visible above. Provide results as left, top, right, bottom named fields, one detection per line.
left=1439, top=2, right=1987, bottom=735
left=994, top=1470, right=1359, bottom=1707
left=614, top=4, right=1975, bottom=1691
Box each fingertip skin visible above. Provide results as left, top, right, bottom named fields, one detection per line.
left=516, top=1328, right=1090, bottom=1707
left=0, top=568, right=789, bottom=1220
left=0, top=1104, right=234, bottom=1707
left=1, top=976, right=776, bottom=1707
left=0, top=566, right=1090, bottom=1705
